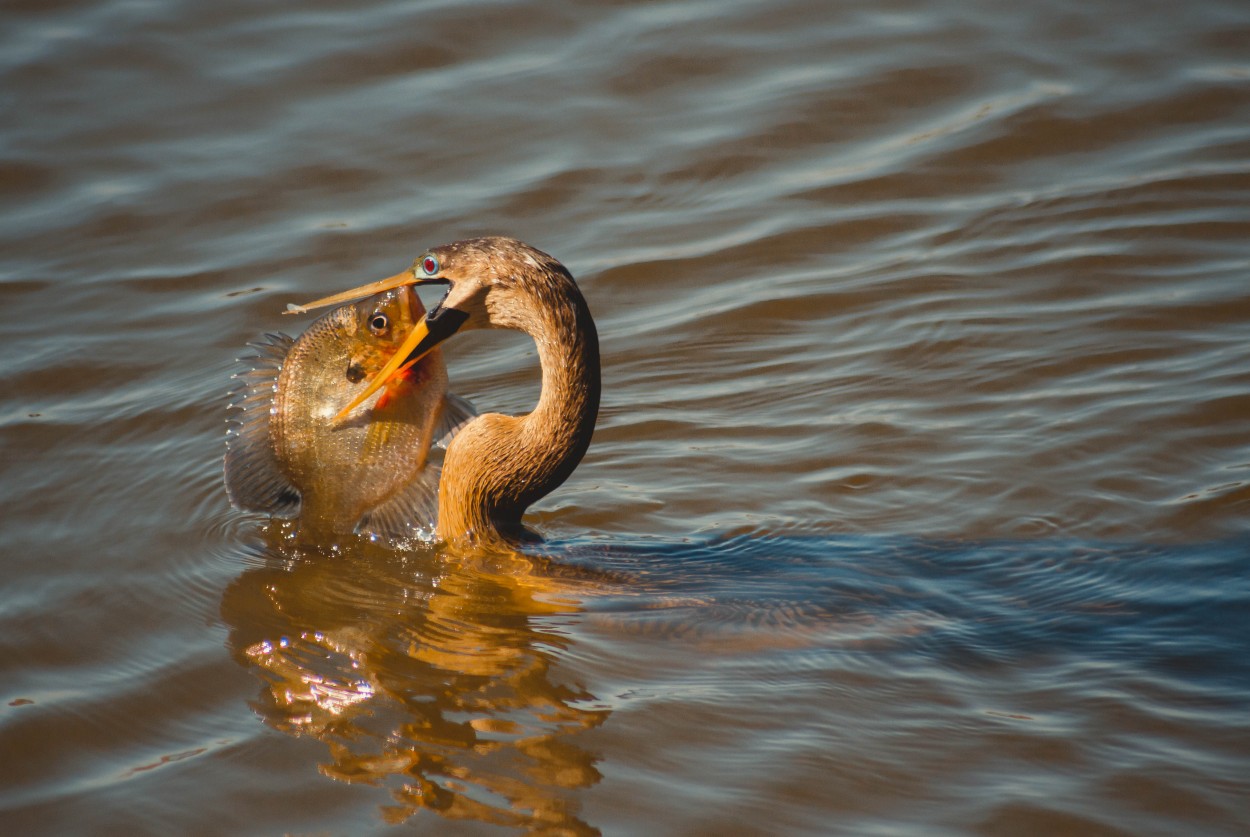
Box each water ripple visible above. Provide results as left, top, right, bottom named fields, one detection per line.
left=3, top=0, right=1250, bottom=832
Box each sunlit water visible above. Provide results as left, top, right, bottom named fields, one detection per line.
left=2, top=0, right=1248, bottom=833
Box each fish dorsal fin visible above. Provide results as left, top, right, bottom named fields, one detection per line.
left=224, top=333, right=301, bottom=516
left=434, top=392, right=478, bottom=449
left=356, top=463, right=441, bottom=542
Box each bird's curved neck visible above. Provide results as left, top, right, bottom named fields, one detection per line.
left=437, top=275, right=600, bottom=546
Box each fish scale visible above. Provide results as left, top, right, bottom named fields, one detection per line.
left=224, top=286, right=475, bottom=542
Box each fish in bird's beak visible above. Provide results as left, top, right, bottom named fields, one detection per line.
left=288, top=267, right=469, bottom=423
left=225, top=283, right=477, bottom=540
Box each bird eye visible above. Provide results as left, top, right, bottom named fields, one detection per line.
left=369, top=313, right=389, bottom=333
left=421, top=254, right=440, bottom=275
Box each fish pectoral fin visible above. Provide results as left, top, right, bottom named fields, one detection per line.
left=356, top=463, right=441, bottom=542
left=224, top=333, right=301, bottom=516
left=433, top=392, right=478, bottom=449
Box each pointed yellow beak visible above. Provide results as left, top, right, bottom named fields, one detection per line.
left=332, top=316, right=434, bottom=422
left=284, top=270, right=415, bottom=315
left=287, top=268, right=463, bottom=423
left=285, top=269, right=424, bottom=422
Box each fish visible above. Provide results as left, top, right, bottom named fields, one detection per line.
left=224, top=285, right=474, bottom=541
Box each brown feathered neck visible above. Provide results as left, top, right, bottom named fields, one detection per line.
left=436, top=249, right=600, bottom=546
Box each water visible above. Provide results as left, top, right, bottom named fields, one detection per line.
left=2, top=0, right=1248, bottom=833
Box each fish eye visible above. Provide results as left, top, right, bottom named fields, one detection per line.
left=420, top=254, right=440, bottom=276
left=369, top=313, right=389, bottom=334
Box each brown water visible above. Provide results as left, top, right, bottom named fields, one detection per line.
left=3, top=0, right=1249, bottom=833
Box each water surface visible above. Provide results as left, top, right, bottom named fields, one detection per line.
left=2, top=0, right=1249, bottom=833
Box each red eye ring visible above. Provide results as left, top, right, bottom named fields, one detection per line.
left=421, top=255, right=439, bottom=275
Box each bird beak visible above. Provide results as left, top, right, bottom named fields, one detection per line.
left=332, top=305, right=470, bottom=423
left=283, top=270, right=414, bottom=315
left=286, top=268, right=465, bottom=422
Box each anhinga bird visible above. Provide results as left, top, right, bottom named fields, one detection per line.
left=289, top=237, right=600, bottom=547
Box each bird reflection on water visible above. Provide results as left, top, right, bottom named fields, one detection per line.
left=220, top=523, right=609, bottom=832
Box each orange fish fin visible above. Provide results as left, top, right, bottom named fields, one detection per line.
left=356, top=463, right=441, bottom=542
left=224, top=333, right=301, bottom=516
left=433, top=392, right=478, bottom=449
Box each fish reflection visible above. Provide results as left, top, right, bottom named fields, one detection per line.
left=224, top=286, right=474, bottom=542
left=220, top=526, right=608, bottom=833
